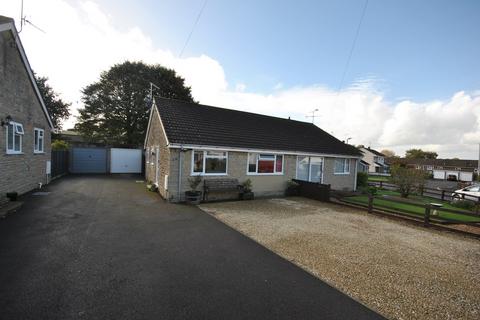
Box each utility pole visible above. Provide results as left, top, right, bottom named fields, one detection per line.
left=306, top=108, right=320, bottom=124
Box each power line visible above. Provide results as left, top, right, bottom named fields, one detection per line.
left=179, top=0, right=208, bottom=58
left=337, top=0, right=369, bottom=92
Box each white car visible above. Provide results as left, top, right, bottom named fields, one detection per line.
left=452, top=185, right=480, bottom=202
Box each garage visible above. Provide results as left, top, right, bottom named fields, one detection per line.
left=459, top=172, right=473, bottom=182
left=433, top=170, right=445, bottom=180
left=110, top=148, right=142, bottom=173
left=70, top=147, right=107, bottom=173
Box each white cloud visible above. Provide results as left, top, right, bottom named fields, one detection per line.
left=2, top=0, right=479, bottom=159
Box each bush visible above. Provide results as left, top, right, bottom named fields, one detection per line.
left=359, top=185, right=377, bottom=196
left=285, top=180, right=300, bottom=196
left=451, top=199, right=476, bottom=211
left=52, top=139, right=69, bottom=150
left=357, top=172, right=368, bottom=188
left=242, top=179, right=253, bottom=193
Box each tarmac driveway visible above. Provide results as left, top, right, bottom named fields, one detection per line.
left=0, top=175, right=383, bottom=320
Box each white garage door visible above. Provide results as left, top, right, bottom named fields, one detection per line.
left=110, top=148, right=142, bottom=173
left=433, top=170, right=445, bottom=180
left=459, top=172, right=473, bottom=182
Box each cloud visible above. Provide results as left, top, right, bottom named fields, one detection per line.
left=1, top=0, right=479, bottom=159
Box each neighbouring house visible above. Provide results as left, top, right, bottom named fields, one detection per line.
left=358, top=160, right=370, bottom=173
left=0, top=16, right=53, bottom=204
left=398, top=158, right=478, bottom=182
left=359, top=147, right=390, bottom=174
left=144, top=97, right=362, bottom=202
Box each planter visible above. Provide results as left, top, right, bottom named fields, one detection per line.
left=185, top=191, right=202, bottom=205
left=285, top=187, right=300, bottom=197
left=241, top=191, right=254, bottom=200
left=6, top=192, right=18, bottom=201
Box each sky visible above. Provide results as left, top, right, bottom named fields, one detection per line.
left=1, top=0, right=480, bottom=158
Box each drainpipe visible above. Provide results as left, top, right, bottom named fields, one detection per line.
left=353, top=159, right=358, bottom=191
left=177, top=146, right=183, bottom=202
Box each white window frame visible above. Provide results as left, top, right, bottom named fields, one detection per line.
left=295, top=156, right=324, bottom=183
left=191, top=150, right=228, bottom=176
left=246, top=153, right=284, bottom=175
left=334, top=158, right=350, bottom=175
left=34, top=128, right=45, bottom=153
left=6, top=121, right=24, bottom=154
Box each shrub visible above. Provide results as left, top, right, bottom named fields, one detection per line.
left=188, top=176, right=202, bottom=192
left=390, top=165, right=428, bottom=198
left=451, top=199, right=476, bottom=211
left=52, top=139, right=69, bottom=150
left=285, top=180, right=300, bottom=196
left=357, top=172, right=368, bottom=188
left=242, top=179, right=253, bottom=193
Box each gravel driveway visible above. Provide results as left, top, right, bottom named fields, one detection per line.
left=200, top=197, right=480, bottom=320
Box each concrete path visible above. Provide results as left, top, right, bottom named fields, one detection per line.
left=0, top=175, right=384, bottom=319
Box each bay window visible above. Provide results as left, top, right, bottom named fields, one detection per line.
left=296, top=156, right=323, bottom=182
left=334, top=158, right=350, bottom=174
left=192, top=150, right=227, bottom=175
left=34, top=128, right=44, bottom=153
left=6, top=122, right=23, bottom=154
left=247, top=153, right=283, bottom=174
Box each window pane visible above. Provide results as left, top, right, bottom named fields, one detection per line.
left=310, top=157, right=323, bottom=182
left=206, top=151, right=226, bottom=158
left=275, top=155, right=283, bottom=172
left=258, top=160, right=274, bottom=173
left=35, top=130, right=39, bottom=150
left=205, top=158, right=226, bottom=173
left=344, top=159, right=350, bottom=172
left=14, top=134, right=21, bottom=151
left=248, top=153, right=257, bottom=173
left=297, top=156, right=309, bottom=181
left=193, top=151, right=204, bottom=173
left=15, top=123, right=24, bottom=134
left=335, top=159, right=345, bottom=173
left=39, top=136, right=44, bottom=152
left=7, top=124, right=13, bottom=150
left=259, top=154, right=275, bottom=160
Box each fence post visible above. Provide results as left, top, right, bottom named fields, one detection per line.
left=368, top=194, right=373, bottom=213
left=424, top=205, right=431, bottom=227
left=379, top=181, right=383, bottom=189
left=441, top=190, right=445, bottom=201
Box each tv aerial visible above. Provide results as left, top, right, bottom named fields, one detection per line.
left=18, top=0, right=46, bottom=34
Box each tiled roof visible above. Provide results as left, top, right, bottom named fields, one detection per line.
left=155, top=97, right=361, bottom=156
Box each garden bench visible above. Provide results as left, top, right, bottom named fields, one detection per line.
left=203, top=178, right=242, bottom=202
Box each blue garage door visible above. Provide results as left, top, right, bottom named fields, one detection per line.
left=71, top=148, right=107, bottom=173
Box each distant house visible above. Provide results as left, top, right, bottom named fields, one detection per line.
left=0, top=16, right=54, bottom=203
left=359, top=147, right=389, bottom=174
left=144, top=97, right=362, bottom=202
left=399, top=158, right=477, bottom=182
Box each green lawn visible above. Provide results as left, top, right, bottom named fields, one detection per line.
left=367, top=175, right=390, bottom=182
left=343, top=189, right=480, bottom=223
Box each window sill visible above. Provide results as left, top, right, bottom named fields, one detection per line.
left=34, top=151, right=45, bottom=154
left=6, top=152, right=24, bottom=155
left=247, top=172, right=284, bottom=176
left=191, top=173, right=228, bottom=176
left=334, top=172, right=350, bottom=175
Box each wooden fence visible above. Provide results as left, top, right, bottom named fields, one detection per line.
left=362, top=194, right=480, bottom=228
left=51, top=150, right=69, bottom=179
left=292, top=179, right=331, bottom=202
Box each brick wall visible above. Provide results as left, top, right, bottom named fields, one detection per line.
left=167, top=150, right=297, bottom=202
left=0, top=30, right=52, bottom=204
left=144, top=105, right=170, bottom=199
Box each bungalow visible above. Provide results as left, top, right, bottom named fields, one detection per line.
left=359, top=147, right=389, bottom=174
left=0, top=16, right=53, bottom=204
left=144, top=97, right=362, bottom=202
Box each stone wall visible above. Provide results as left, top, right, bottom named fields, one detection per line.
left=0, top=29, right=52, bottom=204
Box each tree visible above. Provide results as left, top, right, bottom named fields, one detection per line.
left=35, top=74, right=71, bottom=129
left=51, top=139, right=69, bottom=150
left=390, top=165, right=427, bottom=198
left=381, top=149, right=396, bottom=158
left=405, top=148, right=438, bottom=159
left=75, top=61, right=194, bottom=146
